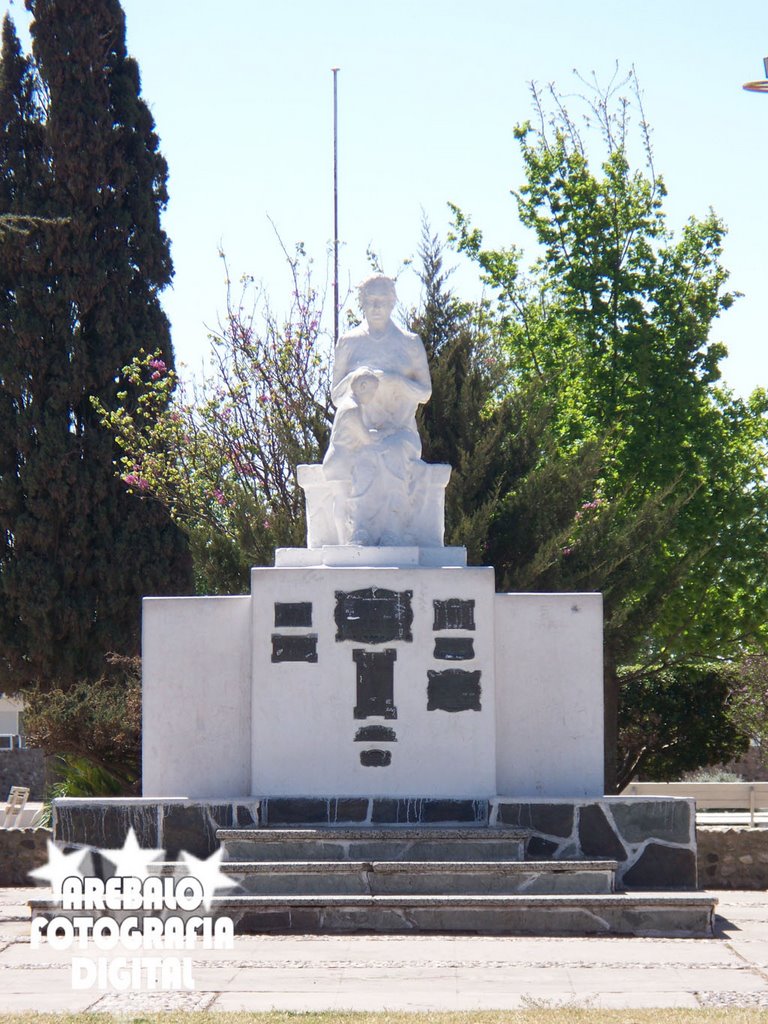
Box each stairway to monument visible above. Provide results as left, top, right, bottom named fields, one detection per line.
left=197, top=825, right=716, bottom=937
left=28, top=821, right=716, bottom=937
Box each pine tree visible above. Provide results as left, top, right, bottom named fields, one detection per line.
left=0, top=3, right=192, bottom=693
left=412, top=224, right=600, bottom=576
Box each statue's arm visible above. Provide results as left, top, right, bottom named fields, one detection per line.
left=386, top=337, right=432, bottom=403
left=331, top=340, right=357, bottom=405
left=331, top=343, right=380, bottom=406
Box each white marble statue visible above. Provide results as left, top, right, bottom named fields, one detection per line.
left=297, top=273, right=450, bottom=548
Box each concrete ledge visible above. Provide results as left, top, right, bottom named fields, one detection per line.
left=28, top=891, right=717, bottom=937
left=275, top=546, right=468, bottom=568
left=212, top=859, right=618, bottom=896
left=217, top=827, right=528, bottom=863
left=215, top=892, right=716, bottom=937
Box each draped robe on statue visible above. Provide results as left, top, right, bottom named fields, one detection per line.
left=322, top=321, right=432, bottom=545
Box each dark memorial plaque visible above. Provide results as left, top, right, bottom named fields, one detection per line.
left=271, top=634, right=318, bottom=663
left=335, top=588, right=413, bottom=644
left=427, top=669, right=481, bottom=712
left=433, top=598, right=475, bottom=631
left=353, top=649, right=397, bottom=719
left=354, top=725, right=397, bottom=743
left=433, top=637, right=475, bottom=661
left=360, top=749, right=392, bottom=767
left=274, top=602, right=312, bottom=627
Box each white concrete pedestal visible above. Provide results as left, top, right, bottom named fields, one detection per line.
left=142, top=552, right=604, bottom=801
left=251, top=564, right=496, bottom=797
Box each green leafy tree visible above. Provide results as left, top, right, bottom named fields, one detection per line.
left=618, top=664, right=748, bottom=783
left=0, top=1, right=192, bottom=695
left=727, top=656, right=768, bottom=772
left=450, top=74, right=768, bottom=789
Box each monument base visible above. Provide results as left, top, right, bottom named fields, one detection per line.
left=52, top=795, right=698, bottom=890
left=142, top=562, right=604, bottom=801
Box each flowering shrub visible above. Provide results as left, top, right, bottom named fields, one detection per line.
left=95, top=248, right=333, bottom=593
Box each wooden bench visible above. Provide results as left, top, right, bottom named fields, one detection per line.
left=1, top=786, right=29, bottom=827
left=623, top=782, right=768, bottom=827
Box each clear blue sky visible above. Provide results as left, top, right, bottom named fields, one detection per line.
left=4, top=0, right=768, bottom=396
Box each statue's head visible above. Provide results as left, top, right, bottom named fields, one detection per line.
left=358, top=274, right=397, bottom=331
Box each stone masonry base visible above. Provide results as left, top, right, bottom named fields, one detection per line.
left=697, top=826, right=768, bottom=889
left=52, top=795, right=698, bottom=890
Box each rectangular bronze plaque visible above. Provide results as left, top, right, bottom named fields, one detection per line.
left=335, top=588, right=413, bottom=644
left=354, top=725, right=397, bottom=743
left=353, top=648, right=397, bottom=719
left=427, top=668, right=481, bottom=712
left=274, top=602, right=312, bottom=627
left=271, top=634, right=318, bottom=663
left=360, top=750, right=392, bottom=767
left=433, top=637, right=475, bottom=660
left=433, top=598, right=476, bottom=631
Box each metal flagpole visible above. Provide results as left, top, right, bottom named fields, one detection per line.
left=332, top=68, right=340, bottom=346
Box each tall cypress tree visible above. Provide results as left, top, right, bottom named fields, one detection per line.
left=0, top=2, right=192, bottom=693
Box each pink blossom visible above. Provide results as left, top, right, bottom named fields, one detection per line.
left=213, top=488, right=226, bottom=506
left=123, top=472, right=149, bottom=492
left=149, top=358, right=167, bottom=372
left=562, top=546, right=573, bottom=557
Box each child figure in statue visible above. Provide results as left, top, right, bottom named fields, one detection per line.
left=323, top=274, right=432, bottom=545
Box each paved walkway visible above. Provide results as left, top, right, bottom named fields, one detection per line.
left=0, top=888, right=767, bottom=1012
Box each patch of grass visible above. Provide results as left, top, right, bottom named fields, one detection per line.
left=0, top=1011, right=768, bottom=1024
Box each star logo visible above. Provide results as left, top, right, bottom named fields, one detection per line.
left=179, top=847, right=239, bottom=911
left=95, top=827, right=165, bottom=881
left=28, top=840, right=88, bottom=894
left=27, top=829, right=237, bottom=913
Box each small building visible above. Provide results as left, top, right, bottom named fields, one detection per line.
left=0, top=694, right=25, bottom=749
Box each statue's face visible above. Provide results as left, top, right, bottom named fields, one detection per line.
left=362, top=284, right=396, bottom=331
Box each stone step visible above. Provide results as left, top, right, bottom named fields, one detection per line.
left=159, top=858, right=617, bottom=896
left=200, top=892, right=718, bottom=937
left=216, top=827, right=528, bottom=863
left=27, top=891, right=716, bottom=937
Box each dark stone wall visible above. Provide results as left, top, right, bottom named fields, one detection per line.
left=697, top=826, right=768, bottom=889
left=52, top=795, right=699, bottom=891
left=54, top=798, right=262, bottom=859
left=0, top=748, right=46, bottom=800
left=38, top=796, right=768, bottom=892
left=493, top=797, right=697, bottom=890
left=0, top=827, right=51, bottom=885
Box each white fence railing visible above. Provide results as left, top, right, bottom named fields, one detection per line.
left=622, top=782, right=768, bottom=826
